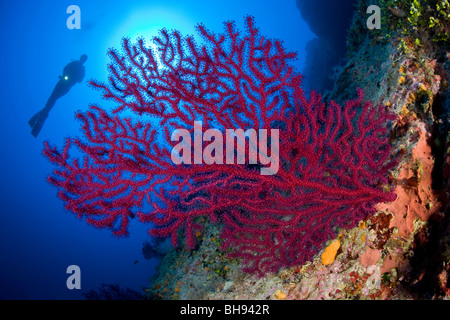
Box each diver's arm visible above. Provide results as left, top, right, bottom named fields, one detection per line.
left=62, top=63, right=71, bottom=78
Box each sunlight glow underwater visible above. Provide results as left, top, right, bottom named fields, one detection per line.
left=106, top=7, right=196, bottom=67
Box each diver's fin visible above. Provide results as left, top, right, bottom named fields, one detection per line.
left=28, top=110, right=42, bottom=128
left=30, top=112, right=48, bottom=138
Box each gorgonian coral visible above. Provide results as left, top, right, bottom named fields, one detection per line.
left=44, top=17, right=397, bottom=275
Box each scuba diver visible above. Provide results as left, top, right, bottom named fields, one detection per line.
left=28, top=54, right=88, bottom=137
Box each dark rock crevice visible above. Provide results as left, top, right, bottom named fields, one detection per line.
left=296, top=0, right=358, bottom=93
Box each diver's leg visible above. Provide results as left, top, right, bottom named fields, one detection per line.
left=29, top=81, right=61, bottom=125
left=28, top=95, right=57, bottom=128
left=43, top=80, right=69, bottom=114
left=28, top=101, right=54, bottom=132
left=29, top=81, right=70, bottom=137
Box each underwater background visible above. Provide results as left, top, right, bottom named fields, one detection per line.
left=1, top=0, right=448, bottom=301
left=0, top=0, right=317, bottom=299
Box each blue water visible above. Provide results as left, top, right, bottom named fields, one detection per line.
left=0, top=0, right=313, bottom=299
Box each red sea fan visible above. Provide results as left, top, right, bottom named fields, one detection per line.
left=43, top=17, right=397, bottom=275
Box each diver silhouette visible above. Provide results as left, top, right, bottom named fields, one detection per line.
left=28, top=54, right=87, bottom=137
